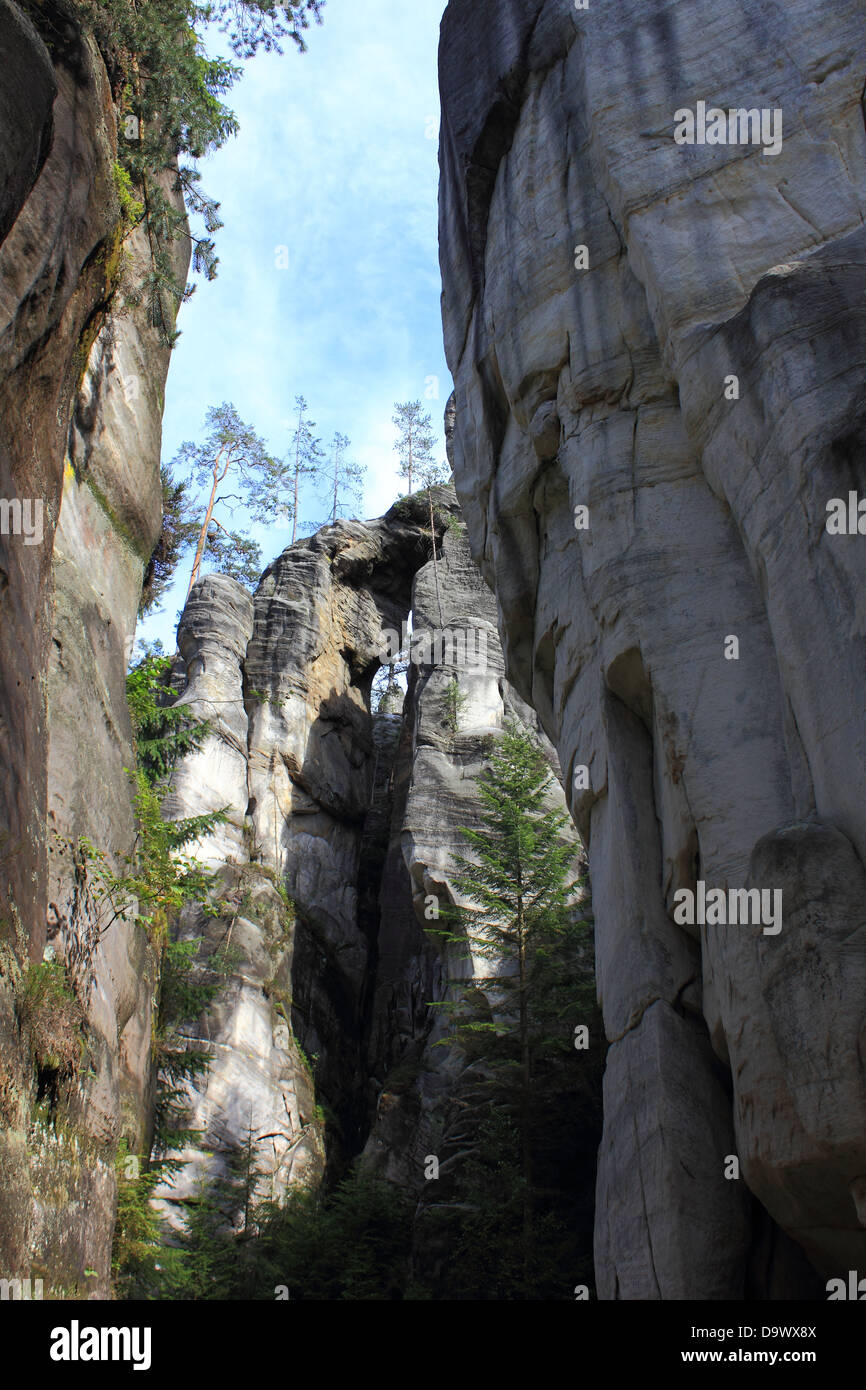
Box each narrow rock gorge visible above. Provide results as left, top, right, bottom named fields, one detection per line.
left=157, top=492, right=598, bottom=1268
left=0, top=0, right=864, bottom=1307
left=439, top=0, right=866, bottom=1298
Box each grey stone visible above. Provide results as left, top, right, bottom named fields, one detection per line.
left=439, top=0, right=866, bottom=1296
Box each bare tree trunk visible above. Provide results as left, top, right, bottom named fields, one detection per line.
left=187, top=449, right=228, bottom=597
left=427, top=489, right=445, bottom=630
left=291, top=399, right=304, bottom=544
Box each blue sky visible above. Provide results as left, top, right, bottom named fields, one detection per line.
left=140, top=0, right=450, bottom=651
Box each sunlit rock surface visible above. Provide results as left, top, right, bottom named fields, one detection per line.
left=0, top=0, right=186, bottom=1296
left=164, top=500, right=594, bottom=1243
left=439, top=0, right=866, bottom=1297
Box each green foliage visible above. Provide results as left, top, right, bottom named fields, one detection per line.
left=430, top=723, right=582, bottom=957
left=429, top=721, right=597, bottom=1080
left=82, top=772, right=227, bottom=947
left=201, top=525, right=263, bottom=587
left=112, top=1141, right=167, bottom=1296
left=140, top=465, right=200, bottom=616
left=113, top=935, right=240, bottom=1296
left=212, top=0, right=325, bottom=57
left=75, top=1, right=325, bottom=342
left=112, top=160, right=144, bottom=227
left=392, top=400, right=435, bottom=496
left=18, top=960, right=86, bottom=1079
left=157, top=937, right=237, bottom=1039
left=108, top=636, right=237, bottom=1294
left=371, top=664, right=405, bottom=715
left=412, top=1111, right=590, bottom=1301
left=417, top=463, right=451, bottom=491
left=194, top=1166, right=414, bottom=1300
left=170, top=401, right=275, bottom=596
left=273, top=393, right=324, bottom=542
left=77, top=653, right=226, bottom=954
left=419, top=722, right=602, bottom=1297
left=310, top=430, right=366, bottom=529
left=248, top=687, right=285, bottom=712
left=126, top=650, right=210, bottom=783
left=442, top=676, right=468, bottom=736
left=142, top=434, right=265, bottom=617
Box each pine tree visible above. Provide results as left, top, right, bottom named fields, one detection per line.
left=392, top=401, right=435, bottom=496
left=276, top=394, right=324, bottom=542
left=76, top=1, right=326, bottom=342
left=314, top=431, right=366, bottom=527
left=428, top=723, right=596, bottom=1284
left=201, top=526, right=263, bottom=588
left=169, top=402, right=275, bottom=597
left=372, top=664, right=406, bottom=714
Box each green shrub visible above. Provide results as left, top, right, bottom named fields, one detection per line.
left=19, top=960, right=86, bottom=1079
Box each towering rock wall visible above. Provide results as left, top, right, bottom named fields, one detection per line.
left=362, top=507, right=593, bottom=1199
left=0, top=0, right=186, bottom=1294
left=160, top=497, right=595, bottom=1255
left=439, top=0, right=866, bottom=1298
left=160, top=497, right=458, bottom=1208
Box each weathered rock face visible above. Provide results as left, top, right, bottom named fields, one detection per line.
left=361, top=520, right=512, bottom=1187
left=41, top=201, right=187, bottom=1299
left=0, top=1, right=186, bottom=1294
left=439, top=0, right=866, bottom=1297
left=162, top=499, right=597, bottom=1247
left=160, top=499, right=458, bottom=1206
left=362, top=510, right=591, bottom=1187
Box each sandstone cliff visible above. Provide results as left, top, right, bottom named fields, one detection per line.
left=158, top=496, right=597, bottom=1253
left=439, top=0, right=866, bottom=1298
left=0, top=0, right=186, bottom=1294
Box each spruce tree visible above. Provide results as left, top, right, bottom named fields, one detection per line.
left=427, top=723, right=598, bottom=1291
left=109, top=657, right=236, bottom=1296
left=125, top=647, right=210, bottom=783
